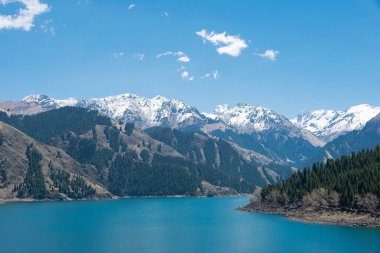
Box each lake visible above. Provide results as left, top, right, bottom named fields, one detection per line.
left=0, top=197, right=379, bottom=253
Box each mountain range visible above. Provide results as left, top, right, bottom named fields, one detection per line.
left=3, top=93, right=378, bottom=163
left=0, top=93, right=379, bottom=201
left=12, top=94, right=378, bottom=144
left=0, top=106, right=295, bottom=201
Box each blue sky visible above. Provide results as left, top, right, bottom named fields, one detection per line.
left=1, top=0, right=380, bottom=117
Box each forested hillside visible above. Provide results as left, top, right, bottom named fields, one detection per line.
left=1, top=107, right=287, bottom=199
left=260, top=146, right=380, bottom=213
left=146, top=127, right=294, bottom=188
left=0, top=121, right=109, bottom=200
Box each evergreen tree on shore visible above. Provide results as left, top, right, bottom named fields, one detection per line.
left=261, top=145, right=380, bottom=213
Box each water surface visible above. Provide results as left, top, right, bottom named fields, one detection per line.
left=0, top=197, right=379, bottom=253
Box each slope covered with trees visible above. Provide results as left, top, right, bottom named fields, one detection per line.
left=1, top=107, right=279, bottom=198
left=0, top=121, right=110, bottom=200
left=15, top=146, right=47, bottom=199
left=1, top=105, right=379, bottom=202
left=259, top=146, right=380, bottom=214
left=0, top=107, right=112, bottom=144
left=145, top=127, right=293, bottom=189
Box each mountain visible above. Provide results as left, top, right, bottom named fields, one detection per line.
left=0, top=121, right=110, bottom=200
left=0, top=94, right=78, bottom=115
left=22, top=94, right=78, bottom=109
left=309, top=113, right=380, bottom=163
left=2, top=93, right=378, bottom=201
left=0, top=100, right=47, bottom=115
left=0, top=107, right=292, bottom=199
left=7, top=93, right=380, bottom=169
left=202, top=103, right=324, bottom=167
left=0, top=107, right=202, bottom=197
left=206, top=103, right=324, bottom=146
left=145, top=127, right=295, bottom=188
left=20, top=94, right=209, bottom=130
left=3, top=94, right=327, bottom=168
left=291, top=104, right=380, bottom=142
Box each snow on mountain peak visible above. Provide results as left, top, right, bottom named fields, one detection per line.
left=23, top=93, right=206, bottom=129
left=208, top=103, right=325, bottom=147
left=291, top=104, right=380, bottom=142
left=22, top=94, right=78, bottom=108
left=211, top=103, right=285, bottom=132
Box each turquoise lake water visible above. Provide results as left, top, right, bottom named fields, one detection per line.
left=0, top=197, right=379, bottom=253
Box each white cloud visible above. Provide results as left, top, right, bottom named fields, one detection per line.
left=161, top=11, right=169, bottom=17
left=257, top=49, right=279, bottom=61
left=177, top=66, right=194, bottom=81
left=196, top=29, right=248, bottom=57
left=180, top=70, right=194, bottom=81
left=113, top=51, right=125, bottom=59
left=113, top=51, right=145, bottom=61
left=156, top=51, right=173, bottom=58
left=40, top=19, right=54, bottom=36
left=0, top=0, right=49, bottom=31
left=156, top=51, right=190, bottom=63
left=201, top=70, right=220, bottom=80
left=128, top=4, right=135, bottom=10
left=177, top=66, right=220, bottom=82
left=132, top=53, right=145, bottom=61
left=177, top=55, right=190, bottom=63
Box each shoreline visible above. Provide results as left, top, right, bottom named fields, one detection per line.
left=238, top=203, right=380, bottom=228
left=0, top=193, right=245, bottom=205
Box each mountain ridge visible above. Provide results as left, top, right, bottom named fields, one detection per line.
left=291, top=104, right=380, bottom=142
left=1, top=93, right=379, bottom=169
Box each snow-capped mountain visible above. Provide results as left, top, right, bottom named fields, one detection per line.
left=14, top=93, right=380, bottom=168
left=201, top=103, right=325, bottom=168
left=78, top=94, right=208, bottom=129
left=291, top=104, right=380, bottom=142
left=22, top=93, right=208, bottom=129
left=205, top=103, right=324, bottom=147
left=308, top=112, right=380, bottom=165
left=22, top=94, right=78, bottom=109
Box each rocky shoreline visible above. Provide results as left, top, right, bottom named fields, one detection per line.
left=238, top=202, right=380, bottom=228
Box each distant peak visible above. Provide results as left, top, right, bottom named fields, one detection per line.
left=111, top=93, right=140, bottom=99
left=292, top=104, right=380, bottom=142
left=22, top=94, right=49, bottom=103
left=21, top=94, right=78, bottom=108
left=236, top=102, right=250, bottom=107
left=152, top=95, right=168, bottom=100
